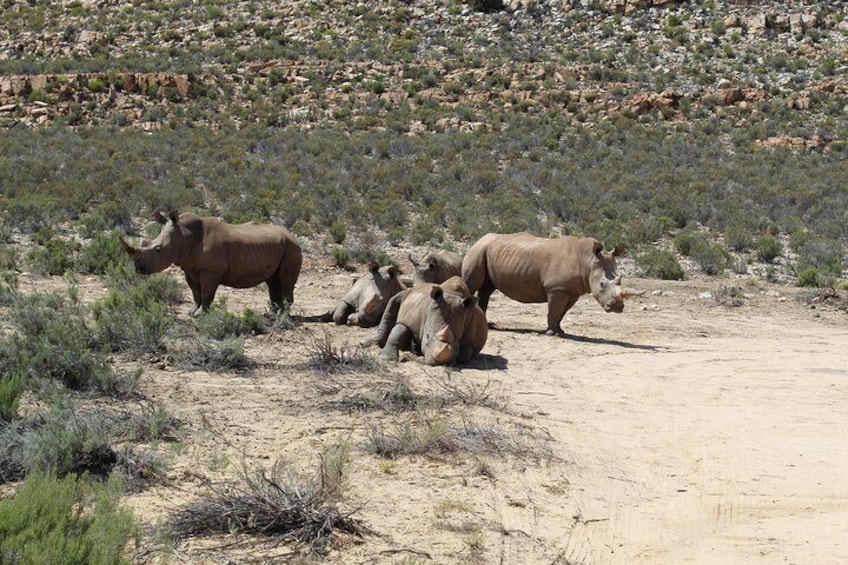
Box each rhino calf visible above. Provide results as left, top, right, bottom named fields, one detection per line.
left=120, top=210, right=302, bottom=316
left=462, top=232, right=643, bottom=336
left=324, top=261, right=406, bottom=328
left=363, top=276, right=487, bottom=366
left=409, top=250, right=462, bottom=286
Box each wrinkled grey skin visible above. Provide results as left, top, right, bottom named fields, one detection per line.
left=121, top=210, right=302, bottom=316
left=324, top=262, right=406, bottom=328
left=409, top=250, right=462, bottom=286
left=462, top=233, right=643, bottom=336
left=363, top=276, right=487, bottom=366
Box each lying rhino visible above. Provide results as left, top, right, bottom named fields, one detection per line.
left=323, top=261, right=406, bottom=327
left=409, top=250, right=462, bottom=285
left=120, top=210, right=302, bottom=316
left=461, top=232, right=643, bottom=336
left=363, top=276, right=487, bottom=366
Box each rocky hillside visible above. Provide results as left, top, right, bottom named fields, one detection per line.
left=1, top=0, right=847, bottom=146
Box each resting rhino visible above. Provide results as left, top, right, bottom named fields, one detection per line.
left=409, top=250, right=462, bottom=285
left=120, top=210, right=302, bottom=316
left=363, top=276, right=487, bottom=366
left=461, top=232, right=643, bottom=336
left=323, top=261, right=406, bottom=327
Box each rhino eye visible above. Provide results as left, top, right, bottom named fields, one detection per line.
left=155, top=245, right=162, bottom=252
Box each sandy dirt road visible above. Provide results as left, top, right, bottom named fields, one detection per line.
left=27, top=265, right=845, bottom=564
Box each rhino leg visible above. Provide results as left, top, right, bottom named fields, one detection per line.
left=332, top=302, right=355, bottom=325
left=545, top=293, right=578, bottom=336
left=184, top=272, right=203, bottom=315
left=197, top=273, right=222, bottom=315
left=476, top=278, right=496, bottom=312
left=380, top=324, right=412, bottom=361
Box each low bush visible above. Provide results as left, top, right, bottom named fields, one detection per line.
left=168, top=444, right=371, bottom=555
left=636, top=249, right=685, bottom=280
left=26, top=237, right=79, bottom=276
left=0, top=375, right=25, bottom=423
left=3, top=290, right=128, bottom=394
left=690, top=238, right=729, bottom=275
left=75, top=231, right=129, bottom=275
left=92, top=273, right=178, bottom=354
left=194, top=302, right=268, bottom=340
left=755, top=235, right=782, bottom=263
left=0, top=472, right=138, bottom=565
left=169, top=336, right=251, bottom=371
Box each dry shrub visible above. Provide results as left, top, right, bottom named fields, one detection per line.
left=168, top=445, right=372, bottom=557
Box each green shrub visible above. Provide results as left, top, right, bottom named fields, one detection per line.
left=724, top=223, right=752, bottom=252
left=673, top=230, right=699, bottom=256
left=26, top=237, right=79, bottom=276
left=0, top=472, right=138, bottom=565
left=92, top=273, right=178, bottom=354
left=4, top=291, right=121, bottom=394
left=636, top=249, right=685, bottom=280
left=797, top=267, right=821, bottom=287
left=755, top=235, right=782, bottom=263
left=0, top=375, right=25, bottom=423
left=170, top=336, right=250, bottom=371
left=331, top=246, right=351, bottom=269
left=0, top=270, right=18, bottom=306
left=690, top=239, right=729, bottom=275
left=75, top=231, right=129, bottom=275
left=195, top=302, right=267, bottom=340
left=328, top=219, right=347, bottom=244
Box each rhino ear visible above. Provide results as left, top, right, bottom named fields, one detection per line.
left=119, top=236, right=136, bottom=256
left=168, top=209, right=180, bottom=224
left=153, top=211, right=168, bottom=224
left=367, top=260, right=380, bottom=273
left=430, top=285, right=444, bottom=301
left=463, top=296, right=478, bottom=309
left=386, top=265, right=399, bottom=278
left=592, top=239, right=604, bottom=258
left=613, top=244, right=626, bottom=257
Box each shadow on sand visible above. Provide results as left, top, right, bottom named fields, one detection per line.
left=488, top=323, right=659, bottom=352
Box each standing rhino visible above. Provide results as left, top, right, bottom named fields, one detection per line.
left=120, top=210, right=302, bottom=316
left=363, top=276, right=487, bottom=366
left=409, top=250, right=462, bottom=285
left=323, top=261, right=407, bottom=327
left=461, top=232, right=643, bottom=336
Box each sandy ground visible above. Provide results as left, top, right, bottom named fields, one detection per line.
left=23, top=262, right=847, bottom=564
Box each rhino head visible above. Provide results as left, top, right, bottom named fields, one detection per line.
left=335, top=261, right=403, bottom=327
left=587, top=242, right=644, bottom=313
left=409, top=252, right=437, bottom=285
left=120, top=210, right=185, bottom=275
left=420, top=284, right=478, bottom=366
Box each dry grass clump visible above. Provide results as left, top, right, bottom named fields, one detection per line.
left=304, top=330, right=379, bottom=374
left=168, top=446, right=373, bottom=557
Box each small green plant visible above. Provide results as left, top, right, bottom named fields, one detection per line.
left=0, top=375, right=25, bottom=422
left=690, top=238, right=729, bottom=275
left=755, top=235, right=782, bottom=263
left=328, top=219, right=347, bottom=244
left=92, top=270, right=178, bottom=354
left=170, top=336, right=251, bottom=371
left=331, top=246, right=351, bottom=269
left=26, top=237, right=78, bottom=276
left=75, top=231, right=129, bottom=275
left=636, top=249, right=685, bottom=280
left=0, top=472, right=138, bottom=565
left=195, top=301, right=267, bottom=340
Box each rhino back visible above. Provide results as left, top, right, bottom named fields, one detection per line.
left=193, top=220, right=297, bottom=288
left=484, top=233, right=587, bottom=302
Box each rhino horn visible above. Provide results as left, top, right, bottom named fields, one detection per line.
left=621, top=287, right=646, bottom=299
left=408, top=253, right=419, bottom=267
left=119, top=236, right=136, bottom=256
